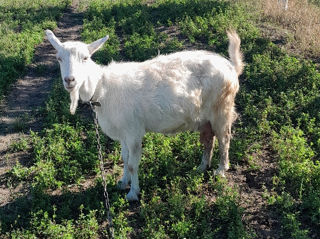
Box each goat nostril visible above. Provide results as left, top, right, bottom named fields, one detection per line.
left=64, top=76, right=75, bottom=83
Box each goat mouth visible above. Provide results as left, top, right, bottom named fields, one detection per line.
left=65, top=86, right=75, bottom=91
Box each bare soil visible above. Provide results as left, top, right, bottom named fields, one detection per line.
left=227, top=148, right=281, bottom=238
left=0, top=0, right=83, bottom=207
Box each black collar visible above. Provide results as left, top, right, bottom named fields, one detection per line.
left=89, top=96, right=101, bottom=107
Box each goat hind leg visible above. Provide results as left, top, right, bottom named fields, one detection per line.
left=198, top=122, right=215, bottom=172
left=118, top=142, right=130, bottom=190
left=215, top=128, right=231, bottom=177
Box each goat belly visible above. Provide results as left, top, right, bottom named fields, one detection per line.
left=149, top=121, right=188, bottom=135
left=144, top=114, right=201, bottom=135
left=160, top=121, right=200, bottom=135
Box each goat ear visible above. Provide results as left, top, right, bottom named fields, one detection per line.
left=45, top=30, right=62, bottom=50
left=88, top=35, right=109, bottom=55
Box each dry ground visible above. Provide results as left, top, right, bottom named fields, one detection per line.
left=247, top=0, right=320, bottom=62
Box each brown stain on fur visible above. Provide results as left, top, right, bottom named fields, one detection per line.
left=213, top=80, right=238, bottom=114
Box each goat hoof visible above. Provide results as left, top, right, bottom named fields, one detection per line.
left=126, top=190, right=139, bottom=201
left=117, top=180, right=128, bottom=190
left=214, top=168, right=226, bottom=178
left=197, top=163, right=208, bottom=172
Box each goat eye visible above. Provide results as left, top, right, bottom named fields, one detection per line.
left=83, top=56, right=89, bottom=61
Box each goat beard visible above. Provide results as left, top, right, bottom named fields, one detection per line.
left=69, top=89, right=79, bottom=115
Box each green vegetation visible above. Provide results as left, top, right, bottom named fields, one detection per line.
left=310, top=0, right=320, bottom=6
left=1, top=0, right=320, bottom=238
left=0, top=0, right=70, bottom=98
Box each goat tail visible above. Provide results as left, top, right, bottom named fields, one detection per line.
left=227, top=30, right=244, bottom=76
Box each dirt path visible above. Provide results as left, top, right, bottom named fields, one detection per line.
left=227, top=150, right=281, bottom=238
left=0, top=0, right=83, bottom=206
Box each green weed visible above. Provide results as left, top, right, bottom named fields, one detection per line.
left=5, top=205, right=99, bottom=239
left=0, top=0, right=70, bottom=99
left=9, top=137, right=29, bottom=152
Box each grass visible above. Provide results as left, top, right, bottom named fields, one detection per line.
left=1, top=0, right=320, bottom=238
left=0, top=0, right=70, bottom=99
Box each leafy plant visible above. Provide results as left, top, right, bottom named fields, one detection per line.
left=0, top=0, right=70, bottom=98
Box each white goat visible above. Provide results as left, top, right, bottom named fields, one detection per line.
left=45, top=29, right=243, bottom=201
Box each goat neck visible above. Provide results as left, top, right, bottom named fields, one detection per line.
left=78, top=60, right=104, bottom=103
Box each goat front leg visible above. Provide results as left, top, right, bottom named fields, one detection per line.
left=118, top=142, right=130, bottom=190
left=126, top=139, right=142, bottom=201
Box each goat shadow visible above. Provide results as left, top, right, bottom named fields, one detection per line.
left=0, top=181, right=117, bottom=234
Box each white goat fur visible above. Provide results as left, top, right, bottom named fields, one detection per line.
left=46, top=29, right=243, bottom=201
